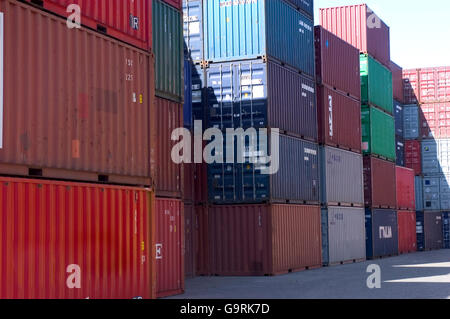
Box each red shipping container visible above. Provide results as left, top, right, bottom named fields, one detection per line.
left=208, top=204, right=322, bottom=276
left=155, top=98, right=183, bottom=198
left=194, top=205, right=210, bottom=276
left=0, top=177, right=156, bottom=299
left=398, top=211, right=417, bottom=254
left=396, top=166, right=415, bottom=210
left=405, top=140, right=422, bottom=175
left=0, top=0, right=154, bottom=186
left=23, top=0, right=152, bottom=51
left=184, top=204, right=195, bottom=278
left=314, top=26, right=361, bottom=100
left=363, top=156, right=397, bottom=209
left=319, top=4, right=390, bottom=68
left=403, top=69, right=420, bottom=104
left=418, top=67, right=450, bottom=103
left=317, top=85, right=362, bottom=152
left=155, top=198, right=184, bottom=298
left=194, top=162, right=208, bottom=204
left=183, top=160, right=195, bottom=203
left=420, top=103, right=450, bottom=139
left=390, top=61, right=404, bottom=103
left=161, top=0, right=182, bottom=10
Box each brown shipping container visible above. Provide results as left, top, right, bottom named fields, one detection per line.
left=314, top=26, right=361, bottom=99
left=317, top=85, right=362, bottom=152
left=0, top=0, right=154, bottom=186
left=184, top=204, right=195, bottom=277
left=155, top=98, right=183, bottom=197
left=364, top=156, right=397, bottom=208
left=209, top=204, right=322, bottom=276
left=194, top=205, right=210, bottom=276
left=390, top=61, right=404, bottom=102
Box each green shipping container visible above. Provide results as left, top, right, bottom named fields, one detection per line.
left=361, top=106, right=396, bottom=161
left=360, top=54, right=393, bottom=114
left=153, top=0, right=183, bottom=102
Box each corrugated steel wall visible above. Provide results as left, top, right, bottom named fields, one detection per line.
left=364, top=156, right=397, bottom=208
left=184, top=204, right=195, bottom=277
left=403, top=105, right=420, bottom=139
left=405, top=140, right=421, bottom=175
left=365, top=209, right=399, bottom=259
left=415, top=176, right=424, bottom=211
left=390, top=61, right=404, bottom=103
left=398, top=211, right=417, bottom=254
left=183, top=0, right=203, bottom=63
left=396, top=166, right=415, bottom=210
left=423, top=212, right=443, bottom=250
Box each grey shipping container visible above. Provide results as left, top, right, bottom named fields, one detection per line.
left=365, top=209, right=399, bottom=259
left=396, top=136, right=405, bottom=167
left=415, top=176, right=424, bottom=211
left=403, top=105, right=420, bottom=139
left=422, top=140, right=440, bottom=175
left=423, top=177, right=440, bottom=211
left=321, top=207, right=366, bottom=266
left=320, top=147, right=364, bottom=206
left=394, top=100, right=404, bottom=137
left=440, top=176, right=450, bottom=210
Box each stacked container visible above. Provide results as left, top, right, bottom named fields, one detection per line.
left=0, top=0, right=158, bottom=299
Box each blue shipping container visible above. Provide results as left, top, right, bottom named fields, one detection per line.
left=206, top=59, right=317, bottom=140
left=423, top=177, right=440, bottom=211
left=415, top=176, right=424, bottom=211
left=421, top=140, right=439, bottom=175
left=203, top=0, right=315, bottom=77
left=183, top=0, right=204, bottom=62
left=394, top=100, right=403, bottom=137
left=396, top=135, right=405, bottom=167
left=416, top=212, right=425, bottom=251
left=288, top=0, right=314, bottom=18
left=403, top=104, right=419, bottom=139
left=443, top=212, right=450, bottom=249
left=365, top=209, right=399, bottom=259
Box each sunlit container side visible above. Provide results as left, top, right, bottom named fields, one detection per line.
left=415, top=176, right=424, bottom=211
left=320, top=147, right=364, bottom=206
left=396, top=136, right=405, bottom=167
left=440, top=176, right=450, bottom=210
left=203, top=0, right=315, bottom=77
left=360, top=54, right=393, bottom=114
left=183, top=58, right=193, bottom=129
left=423, top=177, right=440, bottom=211
left=321, top=207, right=366, bottom=266
left=443, top=212, right=450, bottom=249
left=156, top=198, right=184, bottom=298
left=390, top=61, right=404, bottom=103
left=363, top=156, right=397, bottom=209
left=155, top=98, right=183, bottom=198
left=208, top=204, right=322, bottom=276
left=361, top=106, right=396, bottom=161
left=421, top=140, right=440, bottom=175
left=208, top=134, right=320, bottom=204
left=437, top=139, right=450, bottom=175
left=0, top=177, right=155, bottom=299
left=319, top=4, right=390, bottom=68
left=162, top=0, right=182, bottom=9
left=365, top=209, right=399, bottom=259
left=395, top=166, right=415, bottom=210
left=403, top=69, right=420, bottom=105
left=0, top=0, right=153, bottom=186
left=153, top=0, right=184, bottom=102
left=314, top=26, right=360, bottom=99
left=183, top=0, right=203, bottom=62
left=317, top=86, right=361, bottom=152
left=206, top=59, right=317, bottom=140
left=416, top=212, right=443, bottom=251
left=22, top=0, right=152, bottom=51
left=405, top=140, right=421, bottom=175
left=394, top=100, right=404, bottom=137
left=418, top=67, right=450, bottom=103
left=421, top=103, right=450, bottom=139
left=403, top=105, right=420, bottom=140
left=398, top=211, right=417, bottom=254
left=184, top=204, right=195, bottom=277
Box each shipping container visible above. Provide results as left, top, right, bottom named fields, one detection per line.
left=421, top=102, right=450, bottom=139
left=314, top=26, right=361, bottom=99
left=206, top=59, right=317, bottom=140
left=0, top=177, right=155, bottom=299
left=396, top=136, right=405, bottom=167
left=184, top=58, right=193, bottom=129
left=394, top=100, right=404, bottom=137
left=194, top=162, right=208, bottom=204
left=418, top=67, right=450, bottom=103
left=319, top=4, right=390, bottom=68
left=440, top=176, right=450, bottom=210
left=203, top=0, right=315, bottom=77
left=365, top=209, right=399, bottom=259
left=287, top=0, right=314, bottom=18
left=183, top=0, right=203, bottom=62
left=317, top=86, right=361, bottom=152
left=416, top=212, right=443, bottom=251
left=191, top=64, right=206, bottom=124
left=405, top=140, right=422, bottom=175
left=155, top=98, right=183, bottom=198
left=208, top=134, right=319, bottom=204
left=397, top=211, right=417, bottom=254
left=360, top=54, right=393, bottom=114
left=421, top=139, right=450, bottom=176
left=403, top=69, right=420, bottom=104
left=320, top=147, right=364, bottom=206
left=153, top=0, right=183, bottom=102
left=396, top=166, right=415, bottom=210
left=415, top=176, right=424, bottom=211
left=443, top=212, right=450, bottom=249
left=363, top=156, right=397, bottom=209
left=155, top=198, right=184, bottom=298
left=163, top=0, right=182, bottom=10
left=208, top=204, right=322, bottom=276
left=390, top=61, right=404, bottom=103
left=361, top=106, right=396, bottom=161
left=423, top=177, right=440, bottom=211
left=321, top=207, right=366, bottom=266
left=403, top=105, right=420, bottom=139
left=0, top=0, right=153, bottom=186
left=194, top=205, right=210, bottom=275
left=22, top=0, right=152, bottom=51
left=184, top=204, right=195, bottom=277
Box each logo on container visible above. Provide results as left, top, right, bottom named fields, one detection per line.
left=379, top=226, right=393, bottom=239
left=66, top=5, right=81, bottom=29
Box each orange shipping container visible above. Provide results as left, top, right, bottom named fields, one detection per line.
left=0, top=0, right=154, bottom=186
left=0, top=177, right=155, bottom=299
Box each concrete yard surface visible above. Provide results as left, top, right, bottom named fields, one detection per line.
left=170, top=250, right=450, bottom=299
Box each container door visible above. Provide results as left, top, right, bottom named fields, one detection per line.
left=416, top=212, right=425, bottom=251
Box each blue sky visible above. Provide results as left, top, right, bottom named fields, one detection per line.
left=314, top=0, right=450, bottom=69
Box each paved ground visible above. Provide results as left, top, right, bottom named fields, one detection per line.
left=171, top=250, right=450, bottom=299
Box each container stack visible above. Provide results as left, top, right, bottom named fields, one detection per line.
left=403, top=67, right=450, bottom=251
left=0, top=0, right=156, bottom=298
left=152, top=0, right=185, bottom=297
left=320, top=4, right=399, bottom=259
left=314, top=26, right=366, bottom=266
